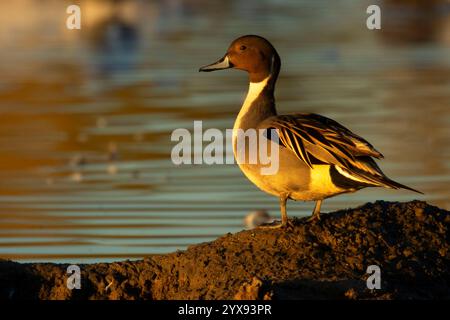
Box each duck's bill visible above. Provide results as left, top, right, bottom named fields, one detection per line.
left=199, top=56, right=233, bottom=72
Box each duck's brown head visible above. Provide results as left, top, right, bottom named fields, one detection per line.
left=199, top=35, right=281, bottom=83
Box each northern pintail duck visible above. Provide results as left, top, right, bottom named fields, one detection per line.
left=199, top=35, right=421, bottom=227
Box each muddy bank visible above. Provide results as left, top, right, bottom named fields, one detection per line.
left=1, top=200, right=449, bottom=300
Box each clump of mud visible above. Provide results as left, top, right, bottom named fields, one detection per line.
left=1, top=201, right=449, bottom=300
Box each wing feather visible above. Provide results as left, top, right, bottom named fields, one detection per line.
left=260, top=113, right=421, bottom=193
left=263, top=113, right=387, bottom=185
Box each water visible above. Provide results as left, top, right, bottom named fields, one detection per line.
left=0, top=0, right=449, bottom=263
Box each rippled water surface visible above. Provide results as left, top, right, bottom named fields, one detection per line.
left=0, top=0, right=449, bottom=262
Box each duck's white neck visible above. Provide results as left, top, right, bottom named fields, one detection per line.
left=233, top=76, right=270, bottom=131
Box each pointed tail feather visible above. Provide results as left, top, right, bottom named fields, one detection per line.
left=340, top=164, right=424, bottom=194
left=343, top=157, right=424, bottom=194
left=382, top=178, right=424, bottom=194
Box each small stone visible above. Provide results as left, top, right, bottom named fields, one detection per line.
left=345, top=288, right=358, bottom=300
left=403, top=248, right=413, bottom=257
left=234, top=277, right=270, bottom=300
left=414, top=208, right=425, bottom=220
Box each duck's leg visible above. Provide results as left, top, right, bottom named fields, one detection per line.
left=258, top=194, right=291, bottom=229
left=280, top=195, right=289, bottom=226
left=308, top=199, right=322, bottom=222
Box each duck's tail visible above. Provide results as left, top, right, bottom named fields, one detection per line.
left=339, top=157, right=424, bottom=194
left=381, top=177, right=424, bottom=194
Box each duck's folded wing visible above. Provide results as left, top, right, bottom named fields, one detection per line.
left=262, top=113, right=415, bottom=190
left=264, top=113, right=382, bottom=167
left=261, top=113, right=422, bottom=193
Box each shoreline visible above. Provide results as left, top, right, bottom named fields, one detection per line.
left=1, top=200, right=449, bottom=300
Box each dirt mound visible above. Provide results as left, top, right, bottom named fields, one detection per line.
left=1, top=201, right=449, bottom=300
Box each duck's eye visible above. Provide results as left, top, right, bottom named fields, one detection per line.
left=240, top=45, right=247, bottom=51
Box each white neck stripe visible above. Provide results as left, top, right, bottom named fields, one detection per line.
left=233, top=76, right=270, bottom=132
